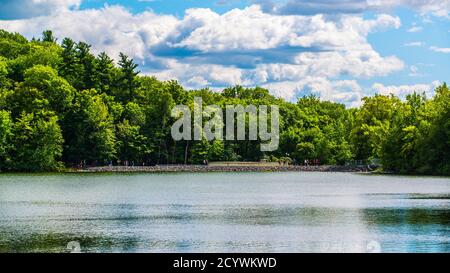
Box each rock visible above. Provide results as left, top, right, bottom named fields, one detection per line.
left=72, top=165, right=371, bottom=173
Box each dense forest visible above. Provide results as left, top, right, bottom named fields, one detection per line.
left=0, top=30, right=448, bottom=175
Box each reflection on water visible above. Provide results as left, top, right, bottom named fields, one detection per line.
left=0, top=172, right=449, bottom=253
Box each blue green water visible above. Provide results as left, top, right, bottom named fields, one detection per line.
left=0, top=172, right=449, bottom=253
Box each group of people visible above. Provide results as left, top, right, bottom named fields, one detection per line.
left=304, top=159, right=320, bottom=166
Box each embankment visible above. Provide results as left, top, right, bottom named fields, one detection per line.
left=72, top=165, right=371, bottom=173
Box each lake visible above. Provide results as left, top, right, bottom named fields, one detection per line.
left=0, top=172, right=449, bottom=253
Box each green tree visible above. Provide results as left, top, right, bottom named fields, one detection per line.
left=41, top=30, right=57, bottom=43
left=139, top=79, right=175, bottom=164
left=116, top=120, right=150, bottom=164
left=381, top=93, right=425, bottom=173
left=123, top=102, right=145, bottom=127
left=0, top=30, right=30, bottom=59
left=0, top=29, right=448, bottom=174
left=0, top=56, right=10, bottom=89
left=20, top=65, right=74, bottom=115
left=117, top=53, right=139, bottom=102
left=59, top=37, right=81, bottom=88
left=190, top=139, right=210, bottom=164
left=75, top=42, right=97, bottom=90
left=0, top=110, right=13, bottom=169
left=8, top=41, right=62, bottom=82
left=95, top=52, right=116, bottom=94
left=415, top=84, right=450, bottom=175
left=63, top=89, right=116, bottom=165
left=351, top=95, right=401, bottom=162
left=9, top=111, right=63, bottom=171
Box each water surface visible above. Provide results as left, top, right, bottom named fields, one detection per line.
left=0, top=172, right=449, bottom=253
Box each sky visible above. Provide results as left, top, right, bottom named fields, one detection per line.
left=0, top=0, right=449, bottom=107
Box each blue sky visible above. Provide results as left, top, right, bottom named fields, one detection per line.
left=79, top=0, right=252, bottom=15
left=0, top=0, right=449, bottom=106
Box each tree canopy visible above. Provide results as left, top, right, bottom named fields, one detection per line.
left=0, top=29, right=448, bottom=175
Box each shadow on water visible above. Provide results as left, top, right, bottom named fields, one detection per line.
left=361, top=208, right=450, bottom=226
left=0, top=172, right=448, bottom=252
left=1, top=207, right=449, bottom=253
left=0, top=232, right=147, bottom=253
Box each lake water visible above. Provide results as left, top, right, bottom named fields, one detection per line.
left=0, top=172, right=449, bottom=253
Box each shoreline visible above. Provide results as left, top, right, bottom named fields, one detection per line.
left=69, top=165, right=372, bottom=173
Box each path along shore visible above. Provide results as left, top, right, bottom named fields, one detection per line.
left=71, top=165, right=372, bottom=173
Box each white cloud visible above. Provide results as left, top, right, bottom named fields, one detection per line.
left=149, top=61, right=247, bottom=88
left=0, top=5, right=406, bottom=106
left=0, top=0, right=81, bottom=19
left=155, top=6, right=404, bottom=87
left=262, top=78, right=364, bottom=107
left=404, top=42, right=424, bottom=47
left=371, top=81, right=441, bottom=99
left=172, top=8, right=400, bottom=52
left=407, top=26, right=423, bottom=33
left=430, top=46, right=450, bottom=53
left=0, top=6, right=179, bottom=61
left=252, top=50, right=403, bottom=83
left=187, top=76, right=210, bottom=89
left=260, top=0, right=450, bottom=17
left=372, top=0, right=450, bottom=17
left=408, top=65, right=422, bottom=77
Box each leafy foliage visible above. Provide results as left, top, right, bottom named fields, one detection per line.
left=0, top=29, right=448, bottom=175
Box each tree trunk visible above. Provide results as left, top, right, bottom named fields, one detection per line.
left=157, top=139, right=161, bottom=164
left=184, top=140, right=190, bottom=165
left=172, top=141, right=176, bottom=164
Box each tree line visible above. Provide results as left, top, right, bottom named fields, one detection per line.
left=0, top=30, right=448, bottom=175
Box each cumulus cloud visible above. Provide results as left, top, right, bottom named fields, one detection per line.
left=262, top=78, right=364, bottom=107
left=404, top=42, right=424, bottom=47
left=170, top=7, right=400, bottom=53
left=259, top=0, right=368, bottom=15
left=408, top=65, right=426, bottom=77
left=259, top=0, right=450, bottom=17
left=430, top=46, right=450, bottom=53
left=151, top=61, right=247, bottom=88
left=407, top=26, right=423, bottom=33
left=0, top=5, right=406, bottom=106
left=0, top=0, right=82, bottom=20
left=371, top=81, right=441, bottom=99
left=0, top=6, right=179, bottom=61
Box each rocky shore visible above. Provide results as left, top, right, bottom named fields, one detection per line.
left=72, top=164, right=372, bottom=173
